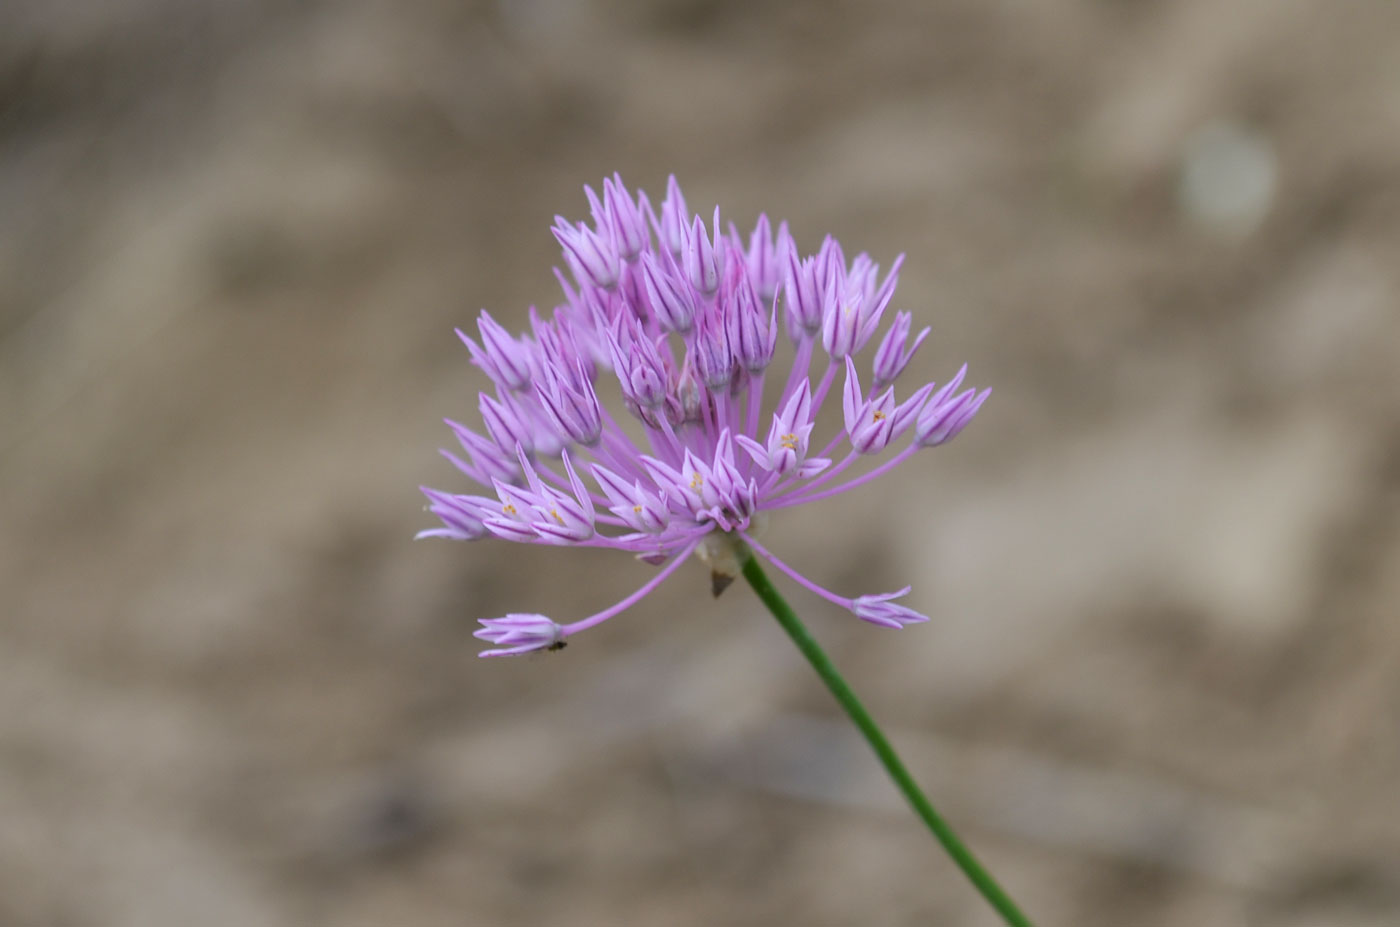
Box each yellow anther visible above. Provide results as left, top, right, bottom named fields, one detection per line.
left=780, top=432, right=798, bottom=450
left=690, top=473, right=704, bottom=490
left=871, top=410, right=886, bottom=422
left=633, top=504, right=643, bottom=514
left=550, top=508, right=565, bottom=525
left=502, top=503, right=518, bottom=516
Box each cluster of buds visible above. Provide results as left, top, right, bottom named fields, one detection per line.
left=418, top=176, right=989, bottom=655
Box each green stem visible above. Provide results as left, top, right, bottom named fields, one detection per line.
left=739, top=551, right=1035, bottom=927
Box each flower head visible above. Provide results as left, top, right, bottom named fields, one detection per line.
left=419, top=175, right=988, bottom=655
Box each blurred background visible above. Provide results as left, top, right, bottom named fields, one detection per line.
left=2, top=0, right=1399, bottom=925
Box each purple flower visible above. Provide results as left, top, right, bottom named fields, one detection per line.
left=915, top=365, right=991, bottom=448
left=602, top=174, right=648, bottom=262
left=685, top=212, right=721, bottom=297
left=475, top=614, right=565, bottom=657
left=744, top=213, right=785, bottom=304
left=415, top=488, right=490, bottom=541
left=784, top=240, right=822, bottom=337
left=851, top=588, right=930, bottom=629
left=842, top=357, right=933, bottom=456
left=418, top=177, right=988, bottom=655
left=639, top=251, right=696, bottom=334
left=553, top=218, right=619, bottom=291
left=872, top=310, right=930, bottom=390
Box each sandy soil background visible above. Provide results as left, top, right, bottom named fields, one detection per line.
left=3, top=1, right=1400, bottom=925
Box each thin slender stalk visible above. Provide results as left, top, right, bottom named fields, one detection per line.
left=739, top=551, right=1035, bottom=927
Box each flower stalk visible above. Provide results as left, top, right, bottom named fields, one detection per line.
left=738, top=548, right=1035, bottom=927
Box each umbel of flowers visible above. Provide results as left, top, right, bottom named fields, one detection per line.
left=418, top=176, right=988, bottom=656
